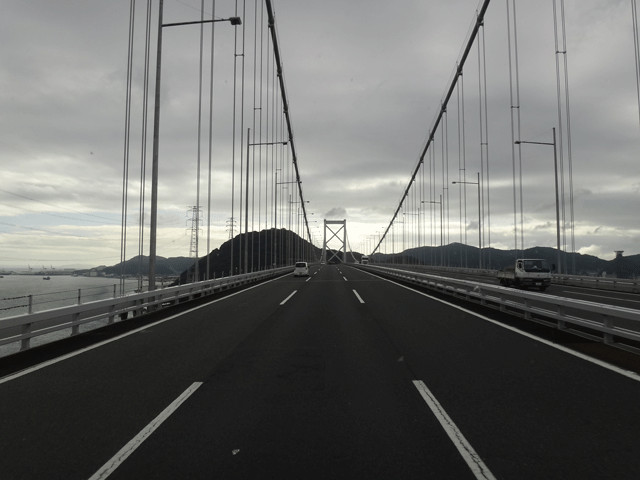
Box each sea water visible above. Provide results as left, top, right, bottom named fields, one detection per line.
left=0, top=275, right=142, bottom=358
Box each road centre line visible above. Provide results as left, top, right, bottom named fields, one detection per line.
left=280, top=291, right=297, bottom=305
left=413, top=380, right=496, bottom=480
left=353, top=290, right=365, bottom=304
left=0, top=274, right=288, bottom=385
left=362, top=269, right=640, bottom=383
left=88, top=382, right=202, bottom=480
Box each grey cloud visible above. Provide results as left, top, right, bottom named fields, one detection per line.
left=325, top=207, right=347, bottom=219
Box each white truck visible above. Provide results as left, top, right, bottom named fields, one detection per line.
left=497, top=259, right=553, bottom=291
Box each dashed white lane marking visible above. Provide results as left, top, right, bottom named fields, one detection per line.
left=413, top=380, right=496, bottom=480
left=343, top=276, right=348, bottom=282
left=280, top=291, right=297, bottom=305
left=89, top=382, right=203, bottom=480
left=353, top=290, right=365, bottom=304
left=306, top=277, right=311, bottom=282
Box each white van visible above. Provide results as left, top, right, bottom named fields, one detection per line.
left=293, top=262, right=309, bottom=277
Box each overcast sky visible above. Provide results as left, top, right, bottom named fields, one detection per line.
left=1, top=0, right=638, bottom=270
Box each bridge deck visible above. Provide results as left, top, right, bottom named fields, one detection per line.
left=1, top=265, right=639, bottom=479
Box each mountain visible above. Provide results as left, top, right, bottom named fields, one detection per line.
left=101, top=255, right=193, bottom=276
left=94, top=235, right=638, bottom=280
left=174, top=228, right=323, bottom=284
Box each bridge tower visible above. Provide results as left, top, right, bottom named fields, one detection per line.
left=322, top=219, right=347, bottom=264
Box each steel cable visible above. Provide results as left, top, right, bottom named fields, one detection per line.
left=120, top=0, right=136, bottom=296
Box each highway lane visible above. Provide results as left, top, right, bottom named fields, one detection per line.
left=0, top=273, right=316, bottom=480
left=344, top=265, right=640, bottom=478
left=102, top=263, right=478, bottom=479
left=1, top=265, right=640, bottom=478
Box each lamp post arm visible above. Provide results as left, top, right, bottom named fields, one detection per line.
left=515, top=140, right=554, bottom=146
left=249, top=141, right=287, bottom=146
left=163, top=17, right=242, bottom=28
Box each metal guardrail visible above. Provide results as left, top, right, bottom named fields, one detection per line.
left=360, top=265, right=640, bottom=351
left=367, top=263, right=640, bottom=293
left=0, top=267, right=294, bottom=353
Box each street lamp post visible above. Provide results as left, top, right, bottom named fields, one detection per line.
left=148, top=2, right=241, bottom=291
left=294, top=209, right=312, bottom=261
left=403, top=212, right=419, bottom=265
left=275, top=179, right=299, bottom=267
left=422, top=195, right=443, bottom=266
left=245, top=129, right=287, bottom=273
left=515, top=128, right=561, bottom=274
left=453, top=172, right=482, bottom=269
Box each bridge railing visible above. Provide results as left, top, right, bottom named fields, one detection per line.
left=359, top=264, right=640, bottom=352
left=368, top=263, right=639, bottom=293
left=0, top=267, right=294, bottom=356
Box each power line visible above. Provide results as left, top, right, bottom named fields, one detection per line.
left=0, top=221, right=90, bottom=238
left=0, top=188, right=117, bottom=223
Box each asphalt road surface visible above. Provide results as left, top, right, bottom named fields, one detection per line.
left=1, top=265, right=640, bottom=479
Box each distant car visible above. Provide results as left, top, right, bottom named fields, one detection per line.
left=293, top=262, right=309, bottom=277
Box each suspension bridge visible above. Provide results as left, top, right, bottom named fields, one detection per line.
left=2, top=1, right=640, bottom=478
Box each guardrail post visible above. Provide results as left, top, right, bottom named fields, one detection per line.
left=108, top=304, right=115, bottom=324
left=524, top=298, right=532, bottom=320
left=20, top=322, right=31, bottom=351
left=71, top=289, right=81, bottom=336
left=557, top=305, right=567, bottom=330
left=603, top=314, right=614, bottom=345
left=479, top=287, right=487, bottom=306
left=108, top=285, right=116, bottom=324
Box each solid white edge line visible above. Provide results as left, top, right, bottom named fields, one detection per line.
left=280, top=290, right=297, bottom=305
left=413, top=380, right=496, bottom=480
left=88, top=381, right=203, bottom=480
left=363, top=269, right=640, bottom=383
left=0, top=274, right=288, bottom=385
left=353, top=290, right=365, bottom=304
